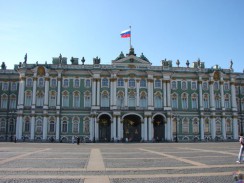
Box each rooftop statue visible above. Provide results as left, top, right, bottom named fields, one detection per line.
left=24, top=53, right=27, bottom=64
left=1, top=62, right=6, bottom=70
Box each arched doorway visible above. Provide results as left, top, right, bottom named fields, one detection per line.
left=98, top=115, right=111, bottom=142
left=123, top=115, right=141, bottom=142
left=153, top=115, right=165, bottom=142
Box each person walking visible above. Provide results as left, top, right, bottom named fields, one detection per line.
left=236, top=133, right=244, bottom=163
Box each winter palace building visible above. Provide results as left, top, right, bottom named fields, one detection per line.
left=0, top=48, right=244, bottom=142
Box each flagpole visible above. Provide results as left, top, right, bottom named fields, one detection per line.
left=129, top=26, right=132, bottom=49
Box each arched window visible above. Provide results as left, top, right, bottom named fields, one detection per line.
left=128, top=91, right=136, bottom=107
left=117, top=91, right=124, bottom=108
left=36, top=118, right=43, bottom=133
left=155, top=79, right=161, bottom=88
left=182, top=118, right=189, bottom=134
left=73, top=91, right=80, bottom=108
left=63, top=78, right=69, bottom=87
left=25, top=91, right=32, bottom=107
left=214, top=82, right=219, bottom=90
left=139, top=91, right=147, bottom=108
left=83, top=117, right=90, bottom=134
left=24, top=117, right=30, bottom=132
left=171, top=93, right=178, bottom=109
left=191, top=93, right=198, bottom=109
left=50, top=78, right=56, bottom=88
left=224, top=82, right=229, bottom=90
left=62, top=91, right=69, bottom=107
left=203, top=94, right=209, bottom=109
left=1, top=94, right=8, bottom=109
left=182, top=93, right=188, bottom=109
left=62, top=117, right=68, bottom=133
left=191, top=81, right=197, bottom=90
left=215, top=94, right=221, bottom=109
left=10, top=95, right=16, bottom=109
left=202, top=82, right=208, bottom=90
left=193, top=118, right=199, bottom=134
left=226, top=118, right=232, bottom=133
left=38, top=78, right=44, bottom=87
left=224, top=94, right=231, bottom=109
left=26, top=78, right=33, bottom=87
left=171, top=81, right=177, bottom=90
left=85, top=79, right=91, bottom=87
left=154, top=92, right=162, bottom=108
left=49, top=91, right=56, bottom=107
left=216, top=119, right=221, bottom=133
left=102, top=78, right=109, bottom=87
left=181, top=81, right=187, bottom=90
left=36, top=91, right=44, bottom=106
left=84, top=91, right=91, bottom=108
left=204, top=118, right=210, bottom=133
left=11, top=82, right=17, bottom=91
left=49, top=118, right=55, bottom=133
left=72, top=117, right=79, bottom=133
left=101, top=91, right=109, bottom=107
left=74, top=78, right=79, bottom=88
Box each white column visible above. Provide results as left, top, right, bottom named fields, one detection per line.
left=198, top=81, right=203, bottom=110
left=136, top=80, right=140, bottom=107
left=211, top=117, right=216, bottom=139
left=44, top=76, right=50, bottom=107
left=221, top=117, right=226, bottom=140
left=220, top=81, right=225, bottom=109
left=43, top=116, right=47, bottom=140
left=233, top=117, right=238, bottom=139
left=57, top=78, right=61, bottom=106
left=117, top=116, right=122, bottom=140
left=163, top=81, right=167, bottom=107
left=92, top=79, right=96, bottom=106
left=147, top=79, right=153, bottom=108
left=144, top=116, right=148, bottom=141
left=32, top=77, right=37, bottom=106
left=110, top=79, right=114, bottom=107
left=141, top=120, right=144, bottom=140
left=89, top=117, right=93, bottom=141
left=209, top=81, right=215, bottom=110
left=97, top=79, right=100, bottom=106
left=113, top=116, right=116, bottom=139
left=148, top=117, right=153, bottom=141
left=95, top=117, right=98, bottom=140
left=200, top=117, right=204, bottom=140
left=18, top=76, right=25, bottom=107
left=124, top=79, right=128, bottom=107
left=231, top=80, right=237, bottom=111
left=17, top=115, right=23, bottom=140
left=166, top=117, right=171, bottom=141
left=30, top=116, right=35, bottom=140
left=55, top=116, right=60, bottom=140
left=113, top=79, right=117, bottom=107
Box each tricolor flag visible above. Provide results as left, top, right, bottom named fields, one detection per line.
left=120, top=29, right=131, bottom=38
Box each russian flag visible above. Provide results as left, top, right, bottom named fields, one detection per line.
left=120, top=29, right=131, bottom=38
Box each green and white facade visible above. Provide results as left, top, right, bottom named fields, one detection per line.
left=0, top=48, right=244, bottom=142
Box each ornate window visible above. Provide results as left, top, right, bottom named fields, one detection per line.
left=25, top=91, right=32, bottom=106
left=26, top=78, right=33, bottom=87
left=50, top=78, right=56, bottom=88
left=11, top=82, right=17, bottom=91
left=192, top=118, right=199, bottom=134
left=191, top=93, right=198, bottom=109
left=181, top=81, right=187, bottom=90
left=83, top=117, right=90, bottom=134
left=72, top=117, right=79, bottom=133
left=38, top=78, right=44, bottom=87
left=204, top=118, right=210, bottom=133
left=36, top=118, right=43, bottom=133
left=49, top=91, right=56, bottom=107
left=216, top=119, right=221, bottom=133
left=181, top=93, right=188, bottom=109
left=0, top=118, right=6, bottom=132
left=85, top=79, right=91, bottom=87
left=101, top=91, right=109, bottom=107
left=215, top=94, right=221, bottom=109
left=1, top=94, right=8, bottom=109
left=226, top=118, right=232, bottom=133
left=128, top=91, right=136, bottom=107
left=117, top=91, right=124, bottom=108
left=182, top=118, right=189, bottom=134
left=203, top=94, right=209, bottom=109
left=155, top=79, right=161, bottom=88
left=140, top=79, right=146, bottom=87
left=36, top=91, right=44, bottom=106
left=9, top=95, right=16, bottom=109
left=84, top=91, right=91, bottom=108
left=224, top=94, right=231, bottom=109
left=191, top=81, right=197, bottom=90
left=24, top=117, right=30, bottom=132
left=172, top=118, right=177, bottom=133
left=224, top=82, right=229, bottom=91
left=154, top=92, right=162, bottom=108
left=74, top=78, right=80, bottom=88
left=139, top=91, right=147, bottom=108
left=62, top=91, right=69, bottom=107
left=62, top=117, right=68, bottom=133
left=63, top=78, right=69, bottom=87
left=171, top=81, right=177, bottom=90
left=129, top=79, right=135, bottom=88
left=73, top=91, right=80, bottom=108
left=2, top=82, right=8, bottom=91
left=213, top=82, right=219, bottom=90
left=171, top=93, right=178, bottom=108
left=49, top=117, right=55, bottom=133
left=117, top=78, right=124, bottom=87
left=102, top=78, right=109, bottom=87
left=202, top=82, right=208, bottom=90
left=9, top=118, right=14, bottom=133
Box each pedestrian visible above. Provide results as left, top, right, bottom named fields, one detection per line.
left=77, top=137, right=80, bottom=145
left=236, top=133, right=244, bottom=163
left=72, top=136, right=74, bottom=144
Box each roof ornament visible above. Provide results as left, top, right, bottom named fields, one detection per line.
left=230, top=60, right=233, bottom=70
left=81, top=57, right=85, bottom=65
left=176, top=59, right=180, bottom=67
left=186, top=60, right=190, bottom=68
left=24, top=53, right=27, bottom=64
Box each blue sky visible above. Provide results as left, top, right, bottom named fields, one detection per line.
left=0, top=0, right=244, bottom=72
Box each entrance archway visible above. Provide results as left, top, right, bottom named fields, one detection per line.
left=123, top=115, right=141, bottom=142
left=98, top=115, right=111, bottom=142
left=153, top=115, right=165, bottom=142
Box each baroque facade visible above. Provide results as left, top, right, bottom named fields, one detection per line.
left=0, top=48, right=244, bottom=142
